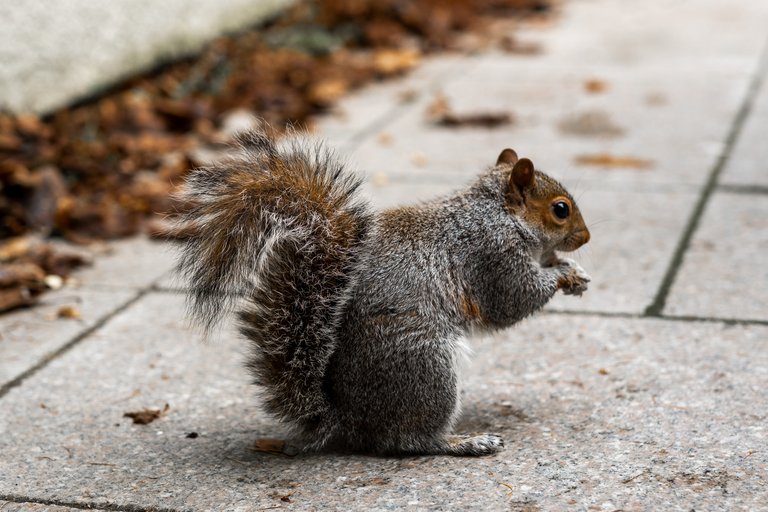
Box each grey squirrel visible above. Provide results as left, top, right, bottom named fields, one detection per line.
left=176, top=129, right=591, bottom=456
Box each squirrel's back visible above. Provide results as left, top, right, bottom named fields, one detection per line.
left=176, top=129, right=372, bottom=434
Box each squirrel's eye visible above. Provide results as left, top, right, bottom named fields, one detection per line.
left=552, top=201, right=570, bottom=220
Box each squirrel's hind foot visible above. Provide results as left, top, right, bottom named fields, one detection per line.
left=445, top=433, right=505, bottom=456
left=401, top=433, right=504, bottom=457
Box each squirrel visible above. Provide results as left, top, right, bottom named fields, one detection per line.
left=175, top=128, right=591, bottom=457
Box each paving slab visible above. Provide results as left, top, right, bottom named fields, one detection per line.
left=71, top=237, right=176, bottom=290
left=342, top=57, right=751, bottom=194
left=664, top=191, right=768, bottom=322
left=524, top=0, right=768, bottom=71
left=0, top=288, right=135, bottom=390
left=720, top=68, right=768, bottom=188
left=1, top=293, right=766, bottom=511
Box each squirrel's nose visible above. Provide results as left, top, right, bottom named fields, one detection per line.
left=581, top=228, right=590, bottom=245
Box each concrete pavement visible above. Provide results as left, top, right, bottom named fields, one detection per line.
left=2, top=0, right=768, bottom=510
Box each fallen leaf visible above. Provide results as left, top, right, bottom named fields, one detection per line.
left=426, top=94, right=513, bottom=128
left=439, top=112, right=513, bottom=128
left=252, top=437, right=286, bottom=455
left=499, top=35, right=543, bottom=55
left=575, top=154, right=653, bottom=169
left=308, top=78, right=349, bottom=106
left=56, top=305, right=81, bottom=320
left=0, top=287, right=36, bottom=313
left=124, top=403, right=170, bottom=425
left=373, top=48, right=421, bottom=76
left=0, top=263, right=45, bottom=288
left=252, top=438, right=299, bottom=456
left=584, top=79, right=608, bottom=94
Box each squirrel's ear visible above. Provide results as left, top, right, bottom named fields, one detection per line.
left=511, top=158, right=535, bottom=189
left=496, top=148, right=519, bottom=165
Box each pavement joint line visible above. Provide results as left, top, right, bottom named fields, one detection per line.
left=717, top=183, right=768, bottom=195
left=0, top=494, right=184, bottom=512
left=0, top=287, right=151, bottom=400
left=340, top=57, right=485, bottom=154
left=543, top=309, right=768, bottom=327
left=643, top=37, right=768, bottom=317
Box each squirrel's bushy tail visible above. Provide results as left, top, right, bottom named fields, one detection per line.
left=176, top=129, right=371, bottom=433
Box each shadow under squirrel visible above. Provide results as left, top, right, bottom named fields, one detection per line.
left=176, top=129, right=591, bottom=456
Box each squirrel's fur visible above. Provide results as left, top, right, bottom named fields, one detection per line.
left=176, top=128, right=590, bottom=456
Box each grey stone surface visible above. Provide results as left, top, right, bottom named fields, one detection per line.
left=71, top=237, right=176, bottom=290
left=0, top=0, right=297, bottom=114
left=525, top=0, right=768, bottom=70
left=342, top=53, right=752, bottom=193
left=720, top=72, right=768, bottom=188
left=664, top=192, right=768, bottom=321
left=1, top=293, right=766, bottom=511
left=0, top=288, right=134, bottom=388
left=3, top=0, right=768, bottom=510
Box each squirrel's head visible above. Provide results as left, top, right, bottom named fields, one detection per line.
left=496, top=148, right=590, bottom=253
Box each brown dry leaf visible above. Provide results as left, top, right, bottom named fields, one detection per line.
left=373, top=48, right=421, bottom=76
left=598, top=368, right=610, bottom=375
left=0, top=237, right=33, bottom=262
left=252, top=437, right=287, bottom=455
left=56, top=305, right=81, bottom=320
left=426, top=93, right=513, bottom=128
left=584, top=79, right=608, bottom=94
left=0, top=262, right=45, bottom=288
left=439, top=112, right=513, bottom=128
left=575, top=154, right=653, bottom=170
left=0, top=287, right=36, bottom=313
left=499, top=35, right=543, bottom=55
left=124, top=403, right=170, bottom=425
left=308, top=78, right=350, bottom=106
left=251, top=437, right=300, bottom=457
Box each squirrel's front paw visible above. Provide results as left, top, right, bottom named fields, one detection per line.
left=556, top=258, right=591, bottom=296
